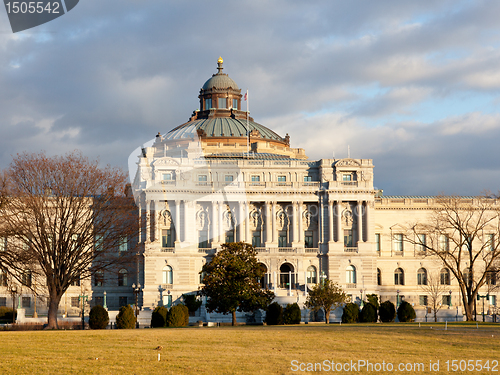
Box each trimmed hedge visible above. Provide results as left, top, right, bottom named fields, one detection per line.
left=341, top=303, right=359, bottom=323
left=167, top=304, right=188, bottom=327
left=151, top=306, right=168, bottom=328
left=266, top=302, right=283, bottom=325
left=89, top=305, right=109, bottom=329
left=359, top=303, right=378, bottom=323
left=0, top=306, right=16, bottom=322
left=379, top=300, right=396, bottom=323
left=116, top=305, right=136, bottom=329
left=283, top=303, right=301, bottom=324
left=397, top=301, right=416, bottom=322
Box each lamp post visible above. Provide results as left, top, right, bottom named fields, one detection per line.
left=103, top=291, right=107, bottom=309
left=478, top=294, right=489, bottom=322
left=360, top=289, right=364, bottom=307
left=132, top=283, right=141, bottom=328
left=448, top=290, right=452, bottom=308
left=78, top=293, right=88, bottom=330
left=396, top=289, right=400, bottom=308
left=11, top=285, right=17, bottom=324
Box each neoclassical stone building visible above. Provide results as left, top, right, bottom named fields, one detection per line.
left=131, top=58, right=498, bottom=322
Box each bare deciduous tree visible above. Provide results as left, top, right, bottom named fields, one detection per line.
left=0, top=152, right=137, bottom=329
left=419, top=272, right=449, bottom=322
left=406, top=196, right=500, bottom=321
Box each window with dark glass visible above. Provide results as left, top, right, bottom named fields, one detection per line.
left=394, top=268, right=404, bottom=285
left=440, top=268, right=450, bottom=285
left=232, top=98, right=238, bottom=109
left=304, top=232, right=313, bottom=248
left=252, top=232, right=261, bottom=247
left=198, top=230, right=209, bottom=248
left=277, top=176, right=286, bottom=182
left=119, top=296, right=128, bottom=307
left=162, top=229, right=172, bottom=248
left=225, top=231, right=234, bottom=244
left=375, top=234, right=381, bottom=252
left=417, top=268, right=427, bottom=285
left=71, top=297, right=80, bottom=308
left=278, top=232, right=287, bottom=247
left=22, top=297, right=30, bottom=308
left=218, top=98, right=226, bottom=108
left=304, top=176, right=312, bottom=182
left=205, top=98, right=212, bottom=110
left=344, top=229, right=353, bottom=247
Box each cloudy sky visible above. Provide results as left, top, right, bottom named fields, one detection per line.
left=1, top=0, right=499, bottom=195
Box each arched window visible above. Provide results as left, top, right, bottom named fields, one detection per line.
left=377, top=268, right=381, bottom=286
left=346, top=265, right=356, bottom=284
left=307, top=265, right=317, bottom=284
left=394, top=268, right=404, bottom=285
left=163, top=265, right=173, bottom=285
left=440, top=268, right=450, bottom=285
left=417, top=268, right=427, bottom=285
left=279, top=263, right=294, bottom=288
left=118, top=269, right=128, bottom=287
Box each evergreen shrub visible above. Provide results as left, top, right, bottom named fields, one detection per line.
left=89, top=305, right=109, bottom=329
left=359, top=303, right=378, bottom=323
left=167, top=304, right=188, bottom=327
left=283, top=303, right=301, bottom=324
left=379, top=300, right=396, bottom=323
left=116, top=305, right=136, bottom=329
left=397, top=301, right=416, bottom=322
left=341, top=303, right=359, bottom=323
left=265, top=302, right=283, bottom=325
left=151, top=306, right=168, bottom=328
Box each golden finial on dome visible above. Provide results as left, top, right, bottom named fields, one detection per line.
left=217, top=56, right=224, bottom=74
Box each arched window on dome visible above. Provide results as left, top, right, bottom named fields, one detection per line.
left=205, top=98, right=212, bottom=110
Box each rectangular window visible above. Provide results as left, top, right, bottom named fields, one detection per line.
left=0, top=297, right=6, bottom=307
left=162, top=172, right=173, bottom=181
left=278, top=232, right=287, bottom=248
left=344, top=229, right=353, bottom=247
left=252, top=232, right=261, bottom=248
left=304, top=232, right=313, bottom=248
left=71, top=297, right=80, bottom=308
left=119, top=236, right=127, bottom=252
left=232, top=98, right=238, bottom=109
left=375, top=234, right=381, bottom=252
left=490, top=295, right=497, bottom=306
left=225, top=175, right=234, bottom=182
left=205, top=98, right=212, bottom=110
left=487, top=234, right=495, bottom=251
left=251, top=175, right=260, bottom=182
left=393, top=234, right=403, bottom=252
left=225, top=231, right=234, bottom=244
left=94, top=272, right=104, bottom=287
left=419, top=295, right=428, bottom=306
left=162, top=229, right=172, bottom=248
left=119, top=297, right=128, bottom=307
left=198, top=230, right=209, bottom=249
left=218, top=98, right=226, bottom=109
left=198, top=175, right=208, bottom=182
left=277, top=176, right=286, bottom=182
left=417, top=234, right=426, bottom=252
left=439, top=235, right=449, bottom=251
left=342, top=174, right=352, bottom=181
left=303, top=176, right=312, bottom=182
left=22, top=297, right=30, bottom=308
left=442, top=295, right=451, bottom=306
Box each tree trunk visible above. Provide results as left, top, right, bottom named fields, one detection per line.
left=232, top=310, right=236, bottom=326
left=325, top=308, right=330, bottom=324
left=434, top=310, right=437, bottom=322
left=46, top=291, right=62, bottom=329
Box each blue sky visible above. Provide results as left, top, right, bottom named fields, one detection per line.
left=1, top=0, right=500, bottom=195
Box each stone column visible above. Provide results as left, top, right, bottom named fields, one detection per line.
left=211, top=201, right=218, bottom=244
left=182, top=200, right=188, bottom=243
left=145, top=200, right=150, bottom=242
left=292, top=201, right=298, bottom=244
left=245, top=202, right=251, bottom=244
left=357, top=201, right=363, bottom=244
left=174, top=200, right=180, bottom=243
left=264, top=202, right=271, bottom=244
left=238, top=201, right=244, bottom=242
left=218, top=201, right=224, bottom=243
left=336, top=201, right=342, bottom=243
left=138, top=201, right=142, bottom=242
left=271, top=202, right=277, bottom=243
left=364, top=201, right=369, bottom=242
left=298, top=202, right=303, bottom=243
left=328, top=199, right=334, bottom=243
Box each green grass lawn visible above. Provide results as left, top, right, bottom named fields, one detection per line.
left=1, top=323, right=499, bottom=374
